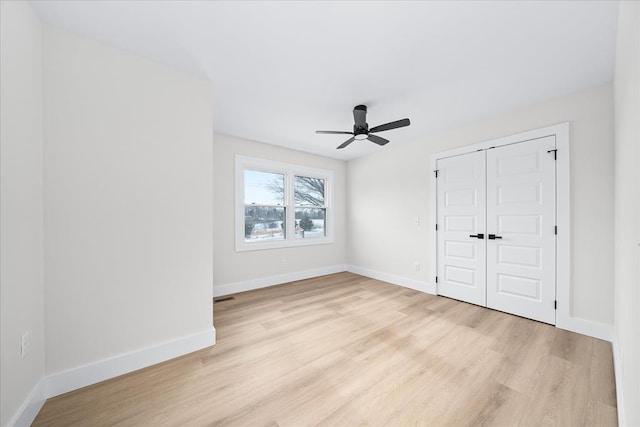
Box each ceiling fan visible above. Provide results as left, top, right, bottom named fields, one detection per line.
left=315, top=105, right=410, bottom=149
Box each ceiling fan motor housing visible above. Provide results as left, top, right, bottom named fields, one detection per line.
left=353, top=124, right=369, bottom=135
left=353, top=104, right=369, bottom=136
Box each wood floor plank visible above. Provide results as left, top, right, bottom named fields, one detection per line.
left=585, top=399, right=618, bottom=426
left=491, top=320, right=556, bottom=395
left=520, top=355, right=590, bottom=426
left=589, top=338, right=618, bottom=408
left=32, top=272, right=617, bottom=426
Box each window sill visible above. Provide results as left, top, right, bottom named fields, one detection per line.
left=235, top=237, right=334, bottom=252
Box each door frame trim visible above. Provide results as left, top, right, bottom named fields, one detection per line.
left=429, top=122, right=569, bottom=327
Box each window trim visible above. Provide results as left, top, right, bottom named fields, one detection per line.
left=235, top=155, right=334, bottom=252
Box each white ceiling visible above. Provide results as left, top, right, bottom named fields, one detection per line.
left=31, top=1, right=618, bottom=161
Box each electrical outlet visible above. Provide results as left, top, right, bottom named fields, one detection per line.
left=414, top=216, right=421, bottom=226
left=21, top=331, right=30, bottom=359
left=414, top=262, right=421, bottom=272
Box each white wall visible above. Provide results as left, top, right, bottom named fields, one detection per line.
left=213, top=133, right=347, bottom=294
left=0, top=2, right=45, bottom=426
left=614, top=2, right=640, bottom=425
left=348, top=84, right=615, bottom=327
left=42, top=27, right=215, bottom=374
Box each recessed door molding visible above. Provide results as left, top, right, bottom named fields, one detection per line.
left=430, top=123, right=571, bottom=328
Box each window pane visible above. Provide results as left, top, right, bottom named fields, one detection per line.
left=295, top=208, right=326, bottom=239
left=245, top=206, right=285, bottom=242
left=244, top=170, right=284, bottom=205
left=294, top=176, right=325, bottom=206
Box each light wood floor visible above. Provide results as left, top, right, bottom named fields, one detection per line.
left=33, top=272, right=617, bottom=426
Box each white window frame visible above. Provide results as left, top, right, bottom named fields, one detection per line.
left=235, top=155, right=334, bottom=252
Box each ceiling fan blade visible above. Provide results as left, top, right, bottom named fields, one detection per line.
left=367, top=134, right=389, bottom=146
left=369, top=118, right=411, bottom=133
left=353, top=105, right=367, bottom=128
left=315, top=130, right=354, bottom=135
left=337, top=136, right=356, bottom=149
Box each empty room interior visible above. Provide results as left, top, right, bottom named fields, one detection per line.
left=1, top=1, right=639, bottom=426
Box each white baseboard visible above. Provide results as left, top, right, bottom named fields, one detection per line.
left=8, top=327, right=215, bottom=426
left=8, top=378, right=46, bottom=427
left=45, top=327, right=215, bottom=398
left=612, top=337, right=627, bottom=426
left=556, top=315, right=614, bottom=342
left=212, top=264, right=348, bottom=297
left=347, top=265, right=436, bottom=295
left=347, top=266, right=613, bottom=343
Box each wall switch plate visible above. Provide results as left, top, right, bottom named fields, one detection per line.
left=414, top=262, right=421, bottom=272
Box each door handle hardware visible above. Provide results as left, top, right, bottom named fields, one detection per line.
left=469, top=234, right=484, bottom=239
left=488, top=234, right=502, bottom=240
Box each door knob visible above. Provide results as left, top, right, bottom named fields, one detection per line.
left=488, top=234, right=502, bottom=240
left=469, top=234, right=484, bottom=239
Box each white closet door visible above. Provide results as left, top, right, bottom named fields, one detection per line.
left=436, top=151, right=486, bottom=306
left=485, top=136, right=556, bottom=324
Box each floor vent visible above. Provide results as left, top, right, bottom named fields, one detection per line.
left=213, top=296, right=235, bottom=303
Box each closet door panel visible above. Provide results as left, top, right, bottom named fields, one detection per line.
left=436, top=151, right=486, bottom=306
left=486, top=136, right=556, bottom=324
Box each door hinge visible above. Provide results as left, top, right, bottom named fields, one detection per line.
left=554, top=300, right=557, bottom=310
left=434, top=169, right=439, bottom=178
left=435, top=276, right=438, bottom=283
left=554, top=225, right=558, bottom=235
left=435, top=224, right=438, bottom=231
left=547, top=149, right=557, bottom=160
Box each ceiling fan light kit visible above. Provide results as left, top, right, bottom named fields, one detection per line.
left=316, top=105, right=411, bottom=149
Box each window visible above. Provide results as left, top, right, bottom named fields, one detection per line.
left=295, top=175, right=326, bottom=239
left=236, top=155, right=334, bottom=251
